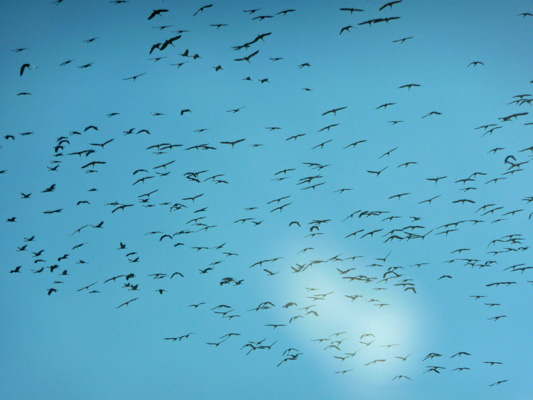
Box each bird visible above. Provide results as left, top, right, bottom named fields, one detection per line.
left=77, top=282, right=97, bottom=292
left=235, top=50, right=259, bottom=62
left=123, top=73, right=146, bottom=81
left=276, top=9, right=295, bottom=16
left=392, top=375, right=411, bottom=381
left=489, top=380, right=508, bottom=387
left=193, top=4, right=213, bottom=16
left=116, top=298, right=138, bottom=309
left=484, top=361, right=502, bottom=366
left=20, top=63, right=36, bottom=76
left=451, top=352, right=471, bottom=358
left=399, top=83, right=421, bottom=90
left=367, top=167, right=388, bottom=177
left=426, top=176, right=447, bottom=184
left=148, top=9, right=168, bottom=20
left=393, top=36, right=413, bottom=43
left=422, top=111, right=442, bottom=118
left=252, top=15, right=274, bottom=21
left=344, top=140, right=367, bottom=149
left=83, top=37, right=99, bottom=44
left=487, top=315, right=507, bottom=321
left=376, top=102, right=396, bottom=109
left=112, top=204, right=133, bottom=213
left=340, top=7, right=363, bottom=14
left=339, top=26, right=354, bottom=35
left=89, top=139, right=114, bottom=149
left=220, top=139, right=245, bottom=148
left=380, top=1, right=402, bottom=11
left=318, top=123, right=339, bottom=132
left=322, top=106, right=347, bottom=116
left=41, top=184, right=56, bottom=193
left=379, top=147, right=398, bottom=158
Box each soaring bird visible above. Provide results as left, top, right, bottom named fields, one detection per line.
left=322, top=106, right=347, bottom=116
left=399, top=83, right=421, bottom=90
left=148, top=9, right=168, bottom=20
left=276, top=9, right=295, bottom=16
left=235, top=50, right=259, bottom=62
left=339, top=7, right=363, bottom=14
left=367, top=167, right=388, bottom=177
left=193, top=4, right=213, bottom=16
left=42, top=183, right=56, bottom=193
left=123, top=73, right=146, bottom=81
left=376, top=102, right=396, bottom=109
left=380, top=1, right=402, bottom=11
left=20, top=63, right=36, bottom=76
left=83, top=37, right=99, bottom=44
left=220, top=139, right=245, bottom=148
left=422, top=111, right=442, bottom=118
left=116, top=298, right=138, bottom=309
left=393, top=36, right=413, bottom=43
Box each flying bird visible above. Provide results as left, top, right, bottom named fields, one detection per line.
left=339, top=26, right=355, bottom=35
left=339, top=7, right=363, bottom=14
left=399, top=83, right=421, bottom=90
left=235, top=50, right=259, bottom=62
left=193, top=4, right=213, bottom=16
left=20, top=63, right=36, bottom=76
left=116, top=298, right=139, bottom=309
left=393, top=36, right=413, bottom=43
left=380, top=1, right=402, bottom=11
left=148, top=9, right=168, bottom=20
left=123, top=73, right=146, bottom=81
left=220, top=139, right=245, bottom=148
left=322, top=106, right=347, bottom=116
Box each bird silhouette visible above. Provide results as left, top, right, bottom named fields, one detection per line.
left=148, top=9, right=168, bottom=20
left=20, top=63, right=36, bottom=76
left=235, top=50, right=259, bottom=62
left=193, top=4, right=213, bottom=16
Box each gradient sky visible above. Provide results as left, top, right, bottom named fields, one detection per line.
left=1, top=1, right=532, bottom=399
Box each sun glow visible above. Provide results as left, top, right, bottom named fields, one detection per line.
left=279, top=260, right=427, bottom=387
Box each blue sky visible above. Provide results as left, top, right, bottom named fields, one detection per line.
left=1, top=1, right=532, bottom=399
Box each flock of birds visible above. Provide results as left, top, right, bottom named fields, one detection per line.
left=3, top=0, right=533, bottom=396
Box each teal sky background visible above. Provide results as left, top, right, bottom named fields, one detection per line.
left=1, top=1, right=532, bottom=399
